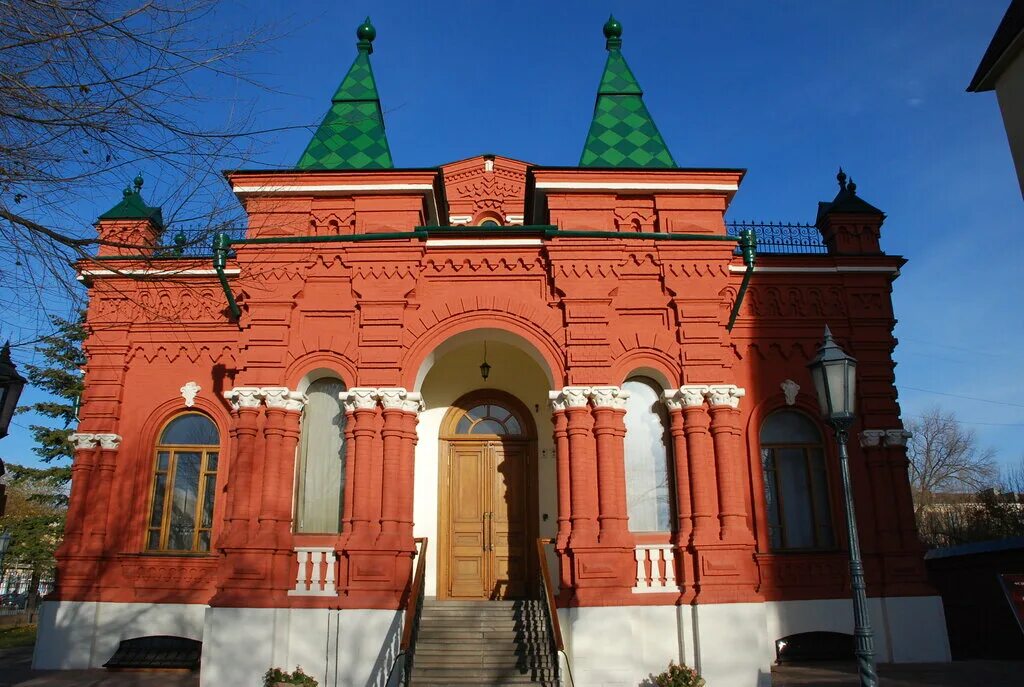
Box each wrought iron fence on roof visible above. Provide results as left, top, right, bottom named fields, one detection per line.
left=154, top=226, right=247, bottom=258
left=727, top=221, right=827, bottom=255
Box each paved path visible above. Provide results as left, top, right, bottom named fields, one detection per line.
left=0, top=647, right=197, bottom=687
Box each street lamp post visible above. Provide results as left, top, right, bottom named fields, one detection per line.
left=807, top=325, right=877, bottom=687
left=0, top=341, right=27, bottom=440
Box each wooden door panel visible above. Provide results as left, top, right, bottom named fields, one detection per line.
left=448, top=442, right=487, bottom=599
left=491, top=442, right=529, bottom=599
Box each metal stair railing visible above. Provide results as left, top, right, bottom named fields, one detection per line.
left=536, top=537, right=576, bottom=687
left=383, top=537, right=428, bottom=687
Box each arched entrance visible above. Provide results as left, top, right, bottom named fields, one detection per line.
left=438, top=390, right=538, bottom=600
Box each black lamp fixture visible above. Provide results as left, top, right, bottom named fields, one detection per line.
left=479, top=341, right=491, bottom=381
left=807, top=325, right=876, bottom=687
left=0, top=341, right=27, bottom=440
left=807, top=325, right=858, bottom=428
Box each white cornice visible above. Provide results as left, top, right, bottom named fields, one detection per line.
left=535, top=181, right=738, bottom=192
left=425, top=238, right=543, bottom=247
left=231, top=183, right=434, bottom=194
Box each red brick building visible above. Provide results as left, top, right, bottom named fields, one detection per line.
left=35, top=17, right=949, bottom=687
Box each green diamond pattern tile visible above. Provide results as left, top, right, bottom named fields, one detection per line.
left=581, top=49, right=676, bottom=168
left=297, top=49, right=394, bottom=169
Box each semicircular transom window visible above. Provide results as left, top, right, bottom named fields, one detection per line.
left=453, top=402, right=524, bottom=436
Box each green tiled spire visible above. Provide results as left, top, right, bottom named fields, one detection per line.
left=580, top=16, right=677, bottom=168
left=297, top=18, right=394, bottom=170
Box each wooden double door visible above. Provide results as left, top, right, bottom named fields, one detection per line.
left=441, top=394, right=536, bottom=600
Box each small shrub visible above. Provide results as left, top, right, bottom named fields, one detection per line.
left=263, top=666, right=318, bottom=687
left=651, top=660, right=705, bottom=687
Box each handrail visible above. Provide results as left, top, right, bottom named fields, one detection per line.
left=383, top=537, right=428, bottom=687
left=535, top=537, right=564, bottom=651
left=536, top=537, right=576, bottom=687
left=401, top=537, right=428, bottom=650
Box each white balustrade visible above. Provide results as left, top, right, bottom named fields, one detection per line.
left=633, top=544, right=678, bottom=593
left=288, top=546, right=338, bottom=596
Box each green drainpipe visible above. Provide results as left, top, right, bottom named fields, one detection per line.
left=212, top=232, right=241, bottom=321
left=727, top=229, right=757, bottom=332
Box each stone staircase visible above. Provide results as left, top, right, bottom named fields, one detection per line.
left=409, top=599, right=559, bottom=686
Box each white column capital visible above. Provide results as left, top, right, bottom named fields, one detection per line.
left=884, top=429, right=912, bottom=447
left=223, top=386, right=262, bottom=411
left=551, top=387, right=591, bottom=409
left=94, top=433, right=122, bottom=450
left=398, top=392, right=424, bottom=414
left=341, top=387, right=378, bottom=412
left=859, top=429, right=886, bottom=448
left=678, top=385, right=710, bottom=408
left=706, top=384, right=746, bottom=409
left=377, top=387, right=410, bottom=410
left=69, top=433, right=99, bottom=450
left=663, top=390, right=684, bottom=412
left=263, top=387, right=307, bottom=413
left=589, top=386, right=630, bottom=410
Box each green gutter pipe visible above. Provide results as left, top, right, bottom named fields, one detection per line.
left=727, top=229, right=757, bottom=332
left=213, top=232, right=241, bottom=321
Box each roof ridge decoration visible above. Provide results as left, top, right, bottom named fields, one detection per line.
left=296, top=17, right=394, bottom=170
left=579, top=16, right=677, bottom=168
left=97, top=173, right=163, bottom=227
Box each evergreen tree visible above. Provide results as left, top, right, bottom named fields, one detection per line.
left=17, top=313, right=86, bottom=502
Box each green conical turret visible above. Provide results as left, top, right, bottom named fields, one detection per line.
left=579, top=17, right=677, bottom=168
left=297, top=18, right=394, bottom=169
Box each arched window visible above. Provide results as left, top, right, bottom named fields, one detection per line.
left=148, top=413, right=220, bottom=552
left=760, top=410, right=834, bottom=550
left=453, top=402, right=525, bottom=436
left=296, top=377, right=347, bottom=533
left=622, top=377, right=674, bottom=532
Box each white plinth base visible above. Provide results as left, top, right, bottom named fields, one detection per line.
left=557, top=596, right=949, bottom=687
left=200, top=607, right=401, bottom=687
left=33, top=600, right=206, bottom=669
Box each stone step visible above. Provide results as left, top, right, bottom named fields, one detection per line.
left=411, top=668, right=556, bottom=681
left=411, top=651, right=557, bottom=667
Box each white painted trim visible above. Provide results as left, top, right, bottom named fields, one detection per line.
left=535, top=181, right=739, bottom=192
left=728, top=265, right=900, bottom=274
left=77, top=268, right=241, bottom=280
left=448, top=215, right=473, bottom=224
left=231, top=183, right=434, bottom=194
left=425, top=238, right=543, bottom=247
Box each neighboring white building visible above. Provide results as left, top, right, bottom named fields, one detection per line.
left=968, top=0, right=1024, bottom=197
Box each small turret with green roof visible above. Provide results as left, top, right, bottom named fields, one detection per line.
left=579, top=16, right=677, bottom=168
left=97, top=173, right=163, bottom=227
left=297, top=17, right=394, bottom=170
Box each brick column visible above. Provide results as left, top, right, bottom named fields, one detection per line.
left=590, top=386, right=632, bottom=547
left=663, top=393, right=692, bottom=548
left=679, top=385, right=717, bottom=544
left=221, top=387, right=263, bottom=548
left=256, top=388, right=306, bottom=549
left=85, top=434, right=121, bottom=555
left=378, top=388, right=411, bottom=549
left=706, top=385, right=753, bottom=543
left=549, top=394, right=572, bottom=556
left=398, top=393, right=423, bottom=552
left=342, top=388, right=379, bottom=546
left=61, top=434, right=100, bottom=554
left=341, top=405, right=357, bottom=537
left=560, top=387, right=598, bottom=548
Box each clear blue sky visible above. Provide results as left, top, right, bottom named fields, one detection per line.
left=3, top=0, right=1021, bottom=469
